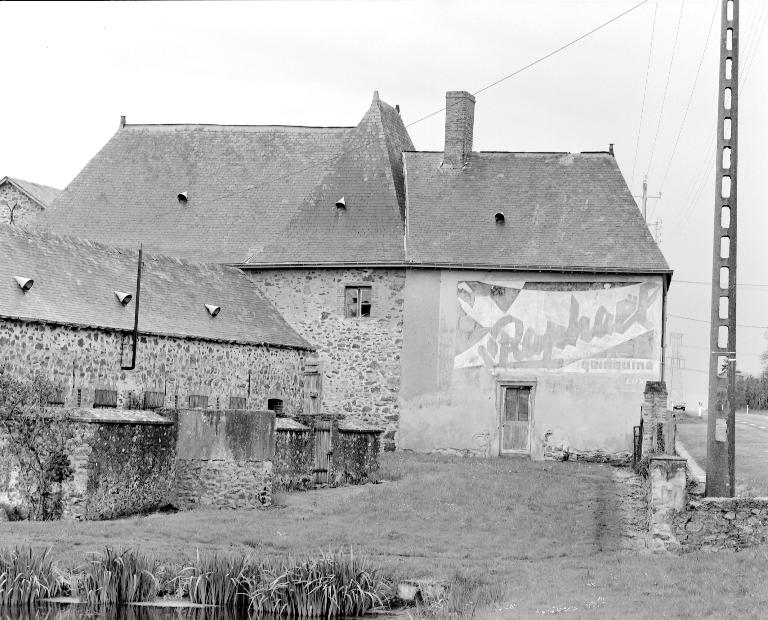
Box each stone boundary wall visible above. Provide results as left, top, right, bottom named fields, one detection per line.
left=331, top=426, right=382, bottom=486
left=674, top=497, right=768, bottom=552
left=273, top=418, right=314, bottom=492
left=0, top=318, right=307, bottom=417
left=173, top=408, right=275, bottom=509
left=0, top=409, right=176, bottom=520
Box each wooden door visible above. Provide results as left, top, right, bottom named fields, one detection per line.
left=501, top=386, right=532, bottom=454
left=313, top=420, right=333, bottom=484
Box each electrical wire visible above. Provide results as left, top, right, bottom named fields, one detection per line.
left=630, top=0, right=659, bottom=192
left=646, top=0, right=686, bottom=178
left=210, top=0, right=652, bottom=205
left=657, top=0, right=719, bottom=194
left=668, top=314, right=768, bottom=330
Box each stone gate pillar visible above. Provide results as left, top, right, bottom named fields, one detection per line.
left=642, top=381, right=675, bottom=457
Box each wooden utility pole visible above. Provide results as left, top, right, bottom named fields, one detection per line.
left=706, top=0, right=738, bottom=497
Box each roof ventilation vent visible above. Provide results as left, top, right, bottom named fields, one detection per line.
left=114, top=290, right=132, bottom=306
left=177, top=192, right=188, bottom=204
left=14, top=276, right=34, bottom=292
left=495, top=212, right=505, bottom=224
left=335, top=197, right=346, bottom=209
left=205, top=304, right=221, bottom=317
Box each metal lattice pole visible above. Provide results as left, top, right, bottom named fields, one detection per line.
left=705, top=0, right=738, bottom=498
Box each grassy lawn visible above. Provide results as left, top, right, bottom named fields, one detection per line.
left=2, top=453, right=768, bottom=617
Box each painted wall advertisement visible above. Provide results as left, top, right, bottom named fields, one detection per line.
left=455, top=280, right=662, bottom=374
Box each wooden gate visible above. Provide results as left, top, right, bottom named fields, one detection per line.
left=313, top=419, right=333, bottom=484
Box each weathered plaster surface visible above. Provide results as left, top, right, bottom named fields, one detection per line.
left=0, top=318, right=306, bottom=415
left=0, top=184, right=43, bottom=227
left=399, top=271, right=665, bottom=459
left=247, top=268, right=404, bottom=449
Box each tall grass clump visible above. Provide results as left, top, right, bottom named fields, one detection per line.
left=78, top=547, right=158, bottom=606
left=0, top=547, right=64, bottom=606
left=247, top=549, right=388, bottom=618
left=182, top=551, right=252, bottom=608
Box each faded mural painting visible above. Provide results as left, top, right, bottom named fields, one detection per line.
left=455, top=280, right=662, bottom=374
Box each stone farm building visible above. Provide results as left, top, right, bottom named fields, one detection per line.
left=0, top=224, right=312, bottom=412
left=40, top=91, right=671, bottom=459
left=0, top=176, right=60, bottom=227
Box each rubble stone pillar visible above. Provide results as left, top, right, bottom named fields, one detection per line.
left=642, top=381, right=674, bottom=457
left=649, top=455, right=687, bottom=545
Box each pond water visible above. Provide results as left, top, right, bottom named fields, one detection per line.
left=0, top=604, right=399, bottom=620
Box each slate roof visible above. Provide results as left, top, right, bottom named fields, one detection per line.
left=0, top=224, right=311, bottom=349
left=402, top=151, right=671, bottom=274
left=1, top=176, right=61, bottom=209
left=44, top=93, right=413, bottom=265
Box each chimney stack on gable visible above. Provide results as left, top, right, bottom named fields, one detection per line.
left=443, top=91, right=475, bottom=168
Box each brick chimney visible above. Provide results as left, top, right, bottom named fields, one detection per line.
left=443, top=91, right=475, bottom=167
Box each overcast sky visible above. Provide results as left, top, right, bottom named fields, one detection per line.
left=2, top=0, right=767, bottom=405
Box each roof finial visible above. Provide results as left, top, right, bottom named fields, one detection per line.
left=372, top=90, right=379, bottom=102
left=119, top=116, right=126, bottom=129
left=609, top=143, right=614, bottom=157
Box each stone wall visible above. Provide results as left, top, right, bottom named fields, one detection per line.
left=674, top=497, right=768, bottom=552
left=0, top=409, right=176, bottom=520
left=331, top=426, right=382, bottom=485
left=0, top=183, right=44, bottom=227
left=247, top=268, right=404, bottom=450
left=0, top=318, right=307, bottom=416
left=174, top=409, right=275, bottom=509
left=273, top=418, right=314, bottom=492
left=642, top=381, right=674, bottom=458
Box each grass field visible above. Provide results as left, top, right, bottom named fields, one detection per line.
left=2, top=453, right=768, bottom=618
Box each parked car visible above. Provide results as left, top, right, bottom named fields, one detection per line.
left=672, top=402, right=686, bottom=412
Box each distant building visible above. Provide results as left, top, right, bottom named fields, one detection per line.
left=0, top=176, right=61, bottom=226
left=40, top=90, right=671, bottom=459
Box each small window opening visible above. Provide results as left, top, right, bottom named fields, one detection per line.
left=268, top=398, right=284, bottom=416
left=177, top=192, right=188, bottom=204
left=205, top=304, right=221, bottom=317
left=335, top=197, right=346, bottom=209
left=345, top=286, right=372, bottom=318
left=495, top=212, right=505, bottom=224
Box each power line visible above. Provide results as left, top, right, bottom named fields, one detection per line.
left=669, top=314, right=768, bottom=330
left=674, top=279, right=768, bottom=289
left=666, top=1, right=767, bottom=237
left=630, top=0, right=659, bottom=191
left=681, top=343, right=763, bottom=358
left=657, top=0, right=719, bottom=194
left=646, top=0, right=686, bottom=177
left=211, top=0, right=652, bottom=204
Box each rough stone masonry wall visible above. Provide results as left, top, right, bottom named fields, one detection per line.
left=331, top=430, right=381, bottom=486
left=0, top=412, right=176, bottom=520
left=0, top=183, right=44, bottom=227
left=273, top=425, right=314, bottom=492
left=174, top=409, right=275, bottom=509
left=248, top=268, right=404, bottom=450
left=0, top=318, right=306, bottom=415
left=674, top=497, right=768, bottom=551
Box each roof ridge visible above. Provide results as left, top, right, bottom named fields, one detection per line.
left=121, top=123, right=354, bottom=131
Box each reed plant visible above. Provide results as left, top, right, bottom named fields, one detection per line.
left=0, top=547, right=64, bottom=606
left=78, top=547, right=158, bottom=607
left=182, top=551, right=252, bottom=607
left=247, top=549, right=388, bottom=618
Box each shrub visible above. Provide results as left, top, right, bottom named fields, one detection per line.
left=246, top=549, right=388, bottom=618
left=182, top=551, right=252, bottom=608
left=0, top=547, right=64, bottom=606
left=78, top=547, right=158, bottom=606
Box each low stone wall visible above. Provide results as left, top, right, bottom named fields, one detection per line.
left=331, top=424, right=382, bottom=485
left=273, top=418, right=314, bottom=492
left=674, top=497, right=768, bottom=552
left=0, top=409, right=176, bottom=520
left=173, top=408, right=275, bottom=509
